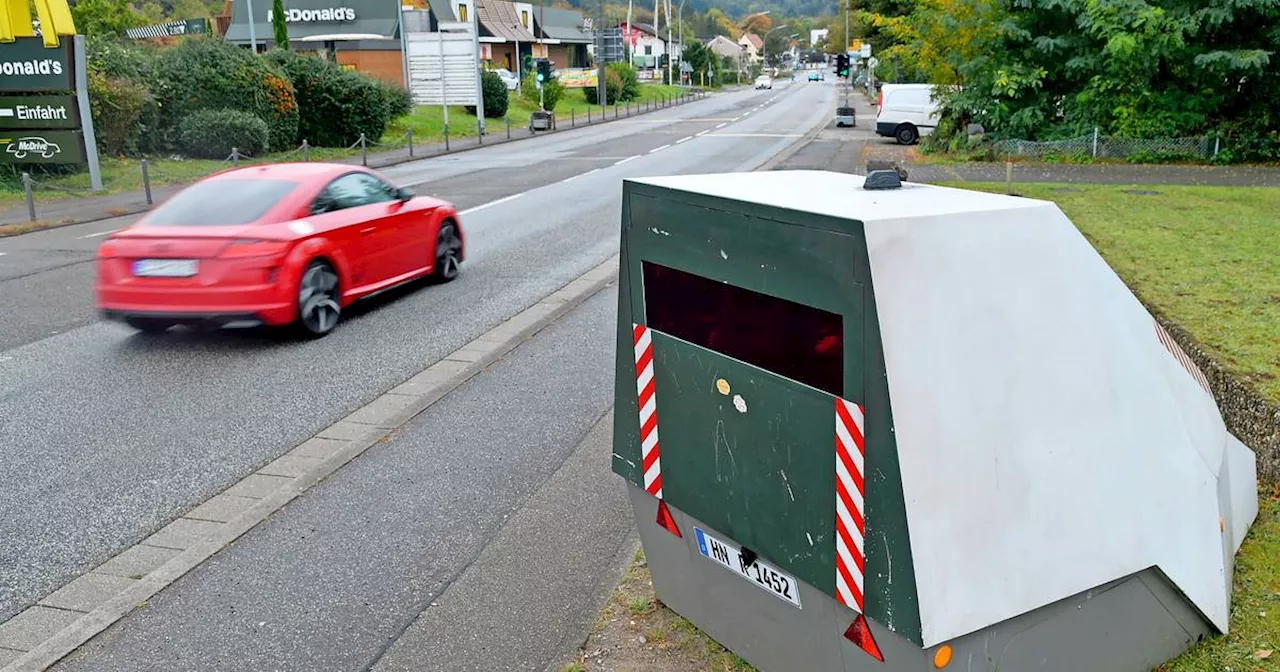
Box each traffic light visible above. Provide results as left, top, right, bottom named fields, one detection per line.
left=536, top=59, right=552, bottom=83
left=836, top=53, right=850, bottom=78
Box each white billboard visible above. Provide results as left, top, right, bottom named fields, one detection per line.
left=406, top=28, right=478, bottom=107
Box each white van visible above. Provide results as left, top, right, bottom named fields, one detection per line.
left=874, top=83, right=940, bottom=145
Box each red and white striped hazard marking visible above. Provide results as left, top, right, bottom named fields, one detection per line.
left=835, top=397, right=866, bottom=612
left=634, top=324, right=663, bottom=499
left=1153, top=318, right=1212, bottom=397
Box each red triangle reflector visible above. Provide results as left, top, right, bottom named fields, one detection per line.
left=656, top=499, right=682, bottom=538
left=844, top=613, right=884, bottom=662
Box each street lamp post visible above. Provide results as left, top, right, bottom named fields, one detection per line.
left=763, top=24, right=788, bottom=71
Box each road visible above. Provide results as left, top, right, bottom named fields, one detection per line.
left=0, top=78, right=841, bottom=668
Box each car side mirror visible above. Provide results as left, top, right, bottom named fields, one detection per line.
left=395, top=186, right=414, bottom=201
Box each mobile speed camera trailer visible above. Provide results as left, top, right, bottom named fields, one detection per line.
left=610, top=169, right=1259, bottom=671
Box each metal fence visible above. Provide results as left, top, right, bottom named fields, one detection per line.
left=993, top=130, right=1219, bottom=161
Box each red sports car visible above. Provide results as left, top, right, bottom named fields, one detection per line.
left=96, top=162, right=464, bottom=337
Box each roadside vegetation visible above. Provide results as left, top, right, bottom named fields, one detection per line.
left=568, top=182, right=1280, bottom=672
left=0, top=31, right=687, bottom=213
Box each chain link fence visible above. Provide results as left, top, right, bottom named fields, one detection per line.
left=992, top=130, right=1220, bottom=162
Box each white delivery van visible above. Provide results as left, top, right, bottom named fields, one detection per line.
left=875, top=83, right=940, bottom=145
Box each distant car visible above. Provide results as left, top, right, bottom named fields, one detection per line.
left=492, top=68, right=520, bottom=90
left=754, top=75, right=773, bottom=90
left=96, top=163, right=465, bottom=338
left=807, top=71, right=821, bottom=82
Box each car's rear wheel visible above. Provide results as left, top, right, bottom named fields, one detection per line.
left=125, top=317, right=172, bottom=334
left=895, top=123, right=919, bottom=145
left=433, top=222, right=462, bottom=283
left=296, top=260, right=341, bottom=338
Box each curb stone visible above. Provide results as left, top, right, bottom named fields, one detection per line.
left=0, top=254, right=620, bottom=672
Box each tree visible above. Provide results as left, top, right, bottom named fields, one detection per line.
left=272, top=0, right=290, bottom=50
left=739, top=12, right=772, bottom=35
left=70, top=0, right=148, bottom=37
left=682, top=40, right=714, bottom=84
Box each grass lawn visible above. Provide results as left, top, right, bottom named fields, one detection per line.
left=0, top=83, right=692, bottom=215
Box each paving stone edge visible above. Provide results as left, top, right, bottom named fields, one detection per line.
left=0, top=254, right=621, bottom=672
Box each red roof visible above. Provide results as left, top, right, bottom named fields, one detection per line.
left=743, top=33, right=763, bottom=49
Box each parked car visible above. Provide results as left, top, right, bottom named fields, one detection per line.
left=874, top=83, right=940, bottom=145
left=492, top=68, right=520, bottom=91
left=754, top=75, right=773, bottom=90
left=96, top=163, right=465, bottom=338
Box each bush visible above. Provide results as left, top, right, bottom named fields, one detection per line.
left=267, top=50, right=393, bottom=146
left=465, top=70, right=509, bottom=118
left=380, top=80, right=414, bottom=119
left=608, top=62, right=640, bottom=101
left=520, top=73, right=564, bottom=111
left=87, top=71, right=151, bottom=156
left=177, top=109, right=269, bottom=159
left=152, top=37, right=298, bottom=151
left=584, top=69, right=623, bottom=105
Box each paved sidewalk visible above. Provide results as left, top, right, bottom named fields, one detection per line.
left=0, top=93, right=707, bottom=230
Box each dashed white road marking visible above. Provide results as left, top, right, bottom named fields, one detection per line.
left=695, top=130, right=710, bottom=136
left=78, top=229, right=118, bottom=239
left=614, top=155, right=640, bottom=166
left=676, top=136, right=693, bottom=144
left=648, top=144, right=671, bottom=154
left=715, top=123, right=727, bottom=129
left=460, top=193, right=523, bottom=215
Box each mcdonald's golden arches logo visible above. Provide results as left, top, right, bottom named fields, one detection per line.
left=0, top=0, right=77, bottom=48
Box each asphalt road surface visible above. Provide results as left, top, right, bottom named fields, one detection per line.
left=0, top=76, right=836, bottom=655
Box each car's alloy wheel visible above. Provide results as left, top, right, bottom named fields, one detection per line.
left=297, top=260, right=341, bottom=337
left=434, top=222, right=462, bottom=283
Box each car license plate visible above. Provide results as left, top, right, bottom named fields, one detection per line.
left=694, top=527, right=801, bottom=608
left=132, top=259, right=198, bottom=277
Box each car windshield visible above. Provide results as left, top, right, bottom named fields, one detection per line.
left=143, top=178, right=300, bottom=226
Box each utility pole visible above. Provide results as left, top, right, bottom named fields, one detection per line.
left=472, top=0, right=485, bottom=133
left=665, top=0, right=672, bottom=85
left=595, top=0, right=606, bottom=108
left=246, top=0, right=258, bottom=52
left=626, top=0, right=633, bottom=67
left=843, top=0, right=850, bottom=108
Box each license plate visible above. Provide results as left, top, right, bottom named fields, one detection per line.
left=694, top=527, right=801, bottom=608
left=132, top=259, right=198, bottom=277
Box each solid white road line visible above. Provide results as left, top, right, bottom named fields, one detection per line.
left=648, top=144, right=671, bottom=154
left=77, top=229, right=117, bottom=239
left=614, top=155, right=640, bottom=166
left=460, top=193, right=523, bottom=215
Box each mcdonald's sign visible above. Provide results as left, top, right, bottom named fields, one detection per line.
left=0, top=0, right=77, bottom=48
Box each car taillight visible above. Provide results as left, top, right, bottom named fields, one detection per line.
left=877, top=90, right=883, bottom=108
left=97, top=239, right=120, bottom=258
left=220, top=239, right=290, bottom=259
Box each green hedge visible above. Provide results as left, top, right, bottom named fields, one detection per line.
left=151, top=37, right=299, bottom=151
left=465, top=70, right=509, bottom=118
left=267, top=50, right=395, bottom=147
left=585, top=68, right=623, bottom=105
left=608, top=62, right=640, bottom=101
left=520, top=73, right=564, bottom=111
left=177, top=109, right=270, bottom=159
left=87, top=71, right=150, bottom=156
